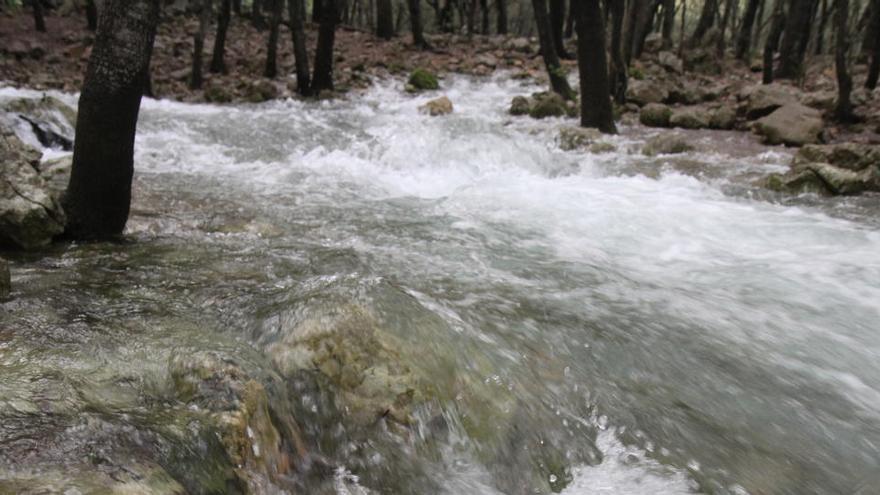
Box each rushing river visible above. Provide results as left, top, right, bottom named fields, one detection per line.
left=2, top=76, right=880, bottom=495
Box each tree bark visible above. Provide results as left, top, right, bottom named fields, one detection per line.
left=32, top=0, right=46, bottom=32
left=717, top=0, right=736, bottom=56
left=312, top=0, right=339, bottom=93
left=815, top=0, right=828, bottom=53
left=531, top=0, right=574, bottom=99
left=313, top=0, right=323, bottom=22
left=835, top=0, right=854, bottom=120
left=288, top=0, right=311, bottom=95
left=578, top=0, right=616, bottom=133
left=550, top=0, right=571, bottom=58
left=690, top=0, right=717, bottom=44
left=564, top=0, right=577, bottom=38
left=211, top=0, right=231, bottom=73
left=480, top=0, right=489, bottom=33
left=662, top=0, right=675, bottom=49
left=679, top=0, right=687, bottom=56
left=752, top=0, right=766, bottom=52
left=763, top=0, right=787, bottom=83
left=867, top=0, right=880, bottom=88
left=736, top=0, right=762, bottom=59
left=497, top=0, right=508, bottom=34
left=376, top=0, right=394, bottom=38
left=631, top=0, right=659, bottom=60
left=610, top=0, right=628, bottom=104
left=233, top=0, right=241, bottom=14
left=622, top=0, right=639, bottom=64
left=407, top=0, right=431, bottom=47
left=777, top=0, right=818, bottom=79
left=63, top=0, right=159, bottom=240
left=190, top=0, right=211, bottom=89
left=253, top=0, right=267, bottom=29
left=86, top=0, right=98, bottom=31
left=265, top=0, right=282, bottom=77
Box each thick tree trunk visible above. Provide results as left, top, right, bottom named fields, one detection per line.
left=265, top=0, right=282, bottom=77
left=480, top=0, right=489, bottom=33
left=690, top=0, right=717, bottom=44
left=211, top=0, right=231, bottom=73
left=610, top=0, right=628, bottom=104
left=549, top=0, right=571, bottom=58
left=662, top=0, right=675, bottom=49
left=835, top=0, right=854, bottom=120
left=497, top=0, right=508, bottom=34
left=736, top=0, right=762, bottom=59
left=32, top=0, right=46, bottom=32
left=312, top=0, right=339, bottom=93
left=86, top=0, right=98, bottom=31
left=631, top=0, right=659, bottom=60
left=763, top=0, right=787, bottom=83
left=63, top=0, right=159, bottom=240
left=376, top=0, right=394, bottom=38
left=867, top=0, right=880, bottom=88
left=190, top=0, right=211, bottom=89
left=531, top=0, right=574, bottom=99
left=578, top=0, right=616, bottom=133
left=777, top=0, right=818, bottom=79
left=288, top=0, right=311, bottom=95
left=407, top=0, right=431, bottom=47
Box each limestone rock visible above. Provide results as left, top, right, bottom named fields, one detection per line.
left=741, top=83, right=799, bottom=119
left=419, top=96, right=453, bottom=116
left=765, top=169, right=831, bottom=195
left=752, top=103, right=823, bottom=146
left=626, top=79, right=669, bottom=106
left=642, top=134, right=695, bottom=156
left=793, top=143, right=880, bottom=171
left=1, top=95, right=76, bottom=150
left=245, top=79, right=279, bottom=103
left=203, top=80, right=233, bottom=103
left=670, top=106, right=711, bottom=129
left=709, top=105, right=736, bottom=130
left=657, top=51, right=683, bottom=73
left=557, top=126, right=602, bottom=151
left=639, top=103, right=672, bottom=127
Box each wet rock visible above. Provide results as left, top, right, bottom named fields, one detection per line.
left=752, top=103, right=823, bottom=146
left=806, top=162, right=876, bottom=194
left=204, top=80, right=233, bottom=103
left=245, top=79, right=279, bottom=103
left=1, top=95, right=77, bottom=150
left=657, top=51, right=683, bottom=73
left=642, top=133, right=695, bottom=156
left=639, top=103, right=672, bottom=127
left=765, top=168, right=831, bottom=195
left=0, top=125, right=65, bottom=250
left=590, top=141, right=617, bottom=153
left=741, top=83, right=799, bottom=119
left=37, top=155, right=72, bottom=204
left=509, top=95, right=531, bottom=116
left=626, top=79, right=669, bottom=106
left=557, top=126, right=602, bottom=150
left=670, top=106, right=710, bottom=129
left=0, top=257, right=9, bottom=300
left=529, top=92, right=568, bottom=119
left=793, top=143, right=880, bottom=171
left=419, top=96, right=454, bottom=116
left=407, top=68, right=439, bottom=92
left=709, top=105, right=737, bottom=130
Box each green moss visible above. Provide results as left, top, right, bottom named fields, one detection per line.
left=408, top=69, right=439, bottom=91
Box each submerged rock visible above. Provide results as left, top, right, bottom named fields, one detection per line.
left=419, top=96, right=454, bottom=116
left=639, top=103, right=672, bottom=127
left=557, top=126, right=602, bottom=150
left=642, top=133, right=695, bottom=156
left=529, top=92, right=569, bottom=119
left=407, top=68, right=440, bottom=92
left=752, top=103, right=823, bottom=146
left=0, top=125, right=65, bottom=249
left=509, top=95, right=531, bottom=116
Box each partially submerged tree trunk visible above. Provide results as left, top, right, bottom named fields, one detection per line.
left=497, top=0, right=508, bottom=34
left=288, top=0, right=311, bottom=95
left=211, top=0, right=231, bottom=73
left=690, top=0, right=717, bottom=45
left=63, top=0, right=160, bottom=240
left=578, top=0, right=616, bottom=133
left=549, top=0, right=571, bottom=58
left=86, top=0, right=98, bottom=31
left=835, top=0, right=854, bottom=120
left=610, top=0, right=628, bottom=104
left=312, top=0, right=339, bottom=93
left=736, top=0, right=762, bottom=59
left=763, top=0, right=787, bottom=83
left=265, top=0, right=282, bottom=78
left=32, top=0, right=46, bottom=32
left=531, top=0, right=575, bottom=99
left=190, top=0, right=211, bottom=89
left=777, top=0, right=818, bottom=79
left=377, top=0, right=394, bottom=38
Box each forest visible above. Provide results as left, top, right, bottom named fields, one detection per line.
left=1, top=0, right=880, bottom=494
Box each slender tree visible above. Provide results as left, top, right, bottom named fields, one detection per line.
left=736, top=0, right=762, bottom=59
left=32, top=0, right=46, bottom=32
left=679, top=0, right=687, bottom=56
left=578, top=0, right=616, bottom=133
left=312, top=0, right=340, bottom=93
left=549, top=0, right=571, bottom=58
left=662, top=0, right=675, bottom=49
left=631, top=0, right=659, bottom=60
left=86, top=0, right=98, bottom=31
left=763, top=0, right=787, bottom=83
left=531, top=0, right=575, bottom=99
left=233, top=0, right=241, bottom=14
left=815, top=0, right=829, bottom=53
left=408, top=0, right=431, bottom=48
left=253, top=0, right=267, bottom=29
left=497, top=0, right=508, bottom=34
left=610, top=0, right=628, bottom=103
left=63, top=0, right=160, bottom=239
left=564, top=0, right=578, bottom=38
left=777, top=0, right=819, bottom=79
left=866, top=0, right=880, bottom=88
left=480, top=0, right=489, bottom=33
left=717, top=0, right=736, bottom=56
left=288, top=0, right=312, bottom=95
left=211, top=0, right=231, bottom=73
left=190, top=0, right=211, bottom=89
left=265, top=0, right=282, bottom=77
left=834, top=0, right=854, bottom=120
left=377, top=0, right=395, bottom=38
left=313, top=0, right=323, bottom=21
left=752, top=0, right=766, bottom=53
left=691, top=0, right=718, bottom=45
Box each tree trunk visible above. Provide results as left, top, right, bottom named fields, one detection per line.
left=578, top=0, right=616, bottom=133
left=763, top=0, right=787, bottom=83
left=610, top=0, right=628, bottom=104
left=210, top=0, right=231, bottom=73
left=86, top=0, right=98, bottom=31
left=480, top=0, right=489, bottom=33
left=862, top=0, right=879, bottom=59
left=736, top=0, right=762, bottom=59
left=439, top=0, right=455, bottom=32
left=679, top=0, right=687, bottom=56
left=622, top=0, right=639, bottom=64
left=717, top=0, right=736, bottom=56
left=407, top=0, right=431, bottom=47
left=815, top=0, right=828, bottom=53
left=662, top=0, right=675, bottom=49
left=467, top=0, right=477, bottom=34
left=253, top=0, right=267, bottom=29
left=265, top=0, right=282, bottom=77
left=376, top=0, right=394, bottom=38
left=233, top=0, right=241, bottom=14
left=631, top=0, right=659, bottom=60
left=32, top=0, right=46, bottom=32
left=63, top=0, right=159, bottom=240
left=288, top=0, right=311, bottom=95
left=835, top=0, right=854, bottom=120
left=497, top=0, right=507, bottom=34
left=867, top=0, right=880, bottom=88
left=312, top=0, right=339, bottom=93
left=313, top=0, right=323, bottom=22
left=531, top=0, right=574, bottom=99
left=564, top=0, right=577, bottom=37
left=190, top=0, right=211, bottom=89
left=752, top=0, right=766, bottom=52
left=691, top=0, right=717, bottom=44
left=549, top=0, right=571, bottom=58
left=777, top=0, right=818, bottom=79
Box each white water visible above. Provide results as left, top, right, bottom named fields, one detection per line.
left=4, top=76, right=880, bottom=494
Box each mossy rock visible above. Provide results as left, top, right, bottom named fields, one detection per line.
left=204, top=81, right=233, bottom=103
left=529, top=92, right=567, bottom=119
left=407, top=69, right=439, bottom=91
left=642, top=133, right=695, bottom=156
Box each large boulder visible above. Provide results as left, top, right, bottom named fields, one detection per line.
left=0, top=125, right=65, bottom=250
left=626, top=79, right=669, bottom=106
left=741, top=83, right=799, bottom=119
left=793, top=143, right=880, bottom=171
left=752, top=103, right=823, bottom=146
left=0, top=257, right=9, bottom=300
left=419, top=96, right=453, bottom=116
left=642, top=133, right=695, bottom=156
left=669, top=106, right=711, bottom=129
left=639, top=103, right=672, bottom=127
left=709, top=105, right=737, bottom=130
left=765, top=143, right=880, bottom=195
left=0, top=95, right=76, bottom=150
left=657, top=51, right=683, bottom=73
